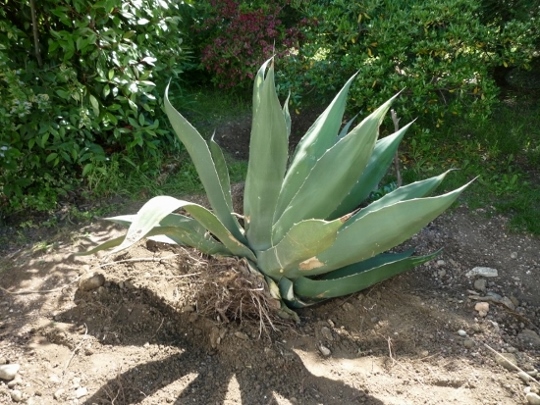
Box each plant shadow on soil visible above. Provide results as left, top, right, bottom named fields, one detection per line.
left=1, top=203, right=540, bottom=404
left=1, top=104, right=540, bottom=404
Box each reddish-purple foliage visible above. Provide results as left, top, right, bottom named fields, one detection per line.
left=197, top=0, right=306, bottom=88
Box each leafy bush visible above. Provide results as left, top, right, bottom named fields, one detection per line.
left=277, top=0, right=539, bottom=127
left=0, top=0, right=189, bottom=213
left=188, top=0, right=307, bottom=89
left=79, top=60, right=472, bottom=320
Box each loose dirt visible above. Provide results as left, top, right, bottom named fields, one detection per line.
left=1, top=200, right=539, bottom=405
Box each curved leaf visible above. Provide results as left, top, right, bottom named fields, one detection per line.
left=256, top=217, right=347, bottom=279
left=289, top=180, right=474, bottom=277
left=164, top=85, right=244, bottom=243
left=108, top=196, right=255, bottom=260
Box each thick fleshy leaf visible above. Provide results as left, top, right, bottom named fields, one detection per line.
left=274, top=73, right=358, bottom=220
left=74, top=235, right=126, bottom=256
left=338, top=114, right=358, bottom=139
left=262, top=274, right=301, bottom=321
left=209, top=134, right=234, bottom=211
left=108, top=196, right=255, bottom=260
left=287, top=180, right=473, bottom=277
left=293, top=250, right=440, bottom=300
left=330, top=122, right=412, bottom=219
left=106, top=212, right=228, bottom=254
left=351, top=170, right=453, bottom=221
left=273, top=95, right=398, bottom=242
left=75, top=223, right=229, bottom=256
left=319, top=249, right=414, bottom=279
left=256, top=217, right=347, bottom=279
left=278, top=277, right=312, bottom=309
left=164, top=85, right=244, bottom=243
left=252, top=58, right=273, bottom=112
left=283, top=93, right=291, bottom=139
left=244, top=61, right=288, bottom=251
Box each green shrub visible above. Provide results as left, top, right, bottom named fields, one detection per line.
left=278, top=0, right=539, bottom=128
left=0, top=0, right=190, bottom=213
left=186, top=0, right=307, bottom=90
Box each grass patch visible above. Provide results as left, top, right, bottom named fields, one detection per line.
left=400, top=98, right=540, bottom=234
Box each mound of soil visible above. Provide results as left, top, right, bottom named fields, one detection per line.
left=1, top=202, right=539, bottom=404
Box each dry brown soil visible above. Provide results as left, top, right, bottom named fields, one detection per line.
left=1, top=201, right=540, bottom=405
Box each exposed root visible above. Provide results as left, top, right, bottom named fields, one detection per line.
left=193, top=256, right=286, bottom=337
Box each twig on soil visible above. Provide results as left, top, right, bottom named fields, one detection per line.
left=63, top=323, right=88, bottom=379
left=484, top=343, right=540, bottom=385
left=150, top=317, right=165, bottom=340
left=386, top=336, right=395, bottom=366
left=97, top=254, right=180, bottom=268
left=145, top=272, right=202, bottom=279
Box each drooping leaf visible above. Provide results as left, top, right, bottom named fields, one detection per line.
left=106, top=196, right=255, bottom=260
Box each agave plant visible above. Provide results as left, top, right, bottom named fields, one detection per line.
left=79, top=59, right=472, bottom=318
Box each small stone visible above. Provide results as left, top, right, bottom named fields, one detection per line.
left=10, top=390, right=23, bottom=402
left=526, top=393, right=540, bottom=405
left=487, top=291, right=503, bottom=301
left=510, top=296, right=520, bottom=307
left=500, top=296, right=516, bottom=310
left=495, top=353, right=517, bottom=371
left=438, top=269, right=447, bottom=278
left=234, top=331, right=249, bottom=340
left=321, top=327, right=334, bottom=341
left=0, top=357, right=6, bottom=365
left=463, top=338, right=474, bottom=349
left=474, top=302, right=489, bottom=317
left=465, top=267, right=498, bottom=278
left=78, top=273, right=105, bottom=291
left=472, top=323, right=483, bottom=333
left=436, top=260, right=446, bottom=266
left=518, top=329, right=540, bottom=349
left=53, top=389, right=65, bottom=400
left=7, top=375, right=22, bottom=388
left=319, top=344, right=331, bottom=357
left=49, top=374, right=61, bottom=384
left=342, top=302, right=355, bottom=312
left=510, top=252, right=518, bottom=259
left=72, top=377, right=81, bottom=388
left=473, top=278, right=487, bottom=292
left=0, top=363, right=20, bottom=381
left=457, top=329, right=467, bottom=337
left=75, top=387, right=88, bottom=399
left=519, top=371, right=534, bottom=383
